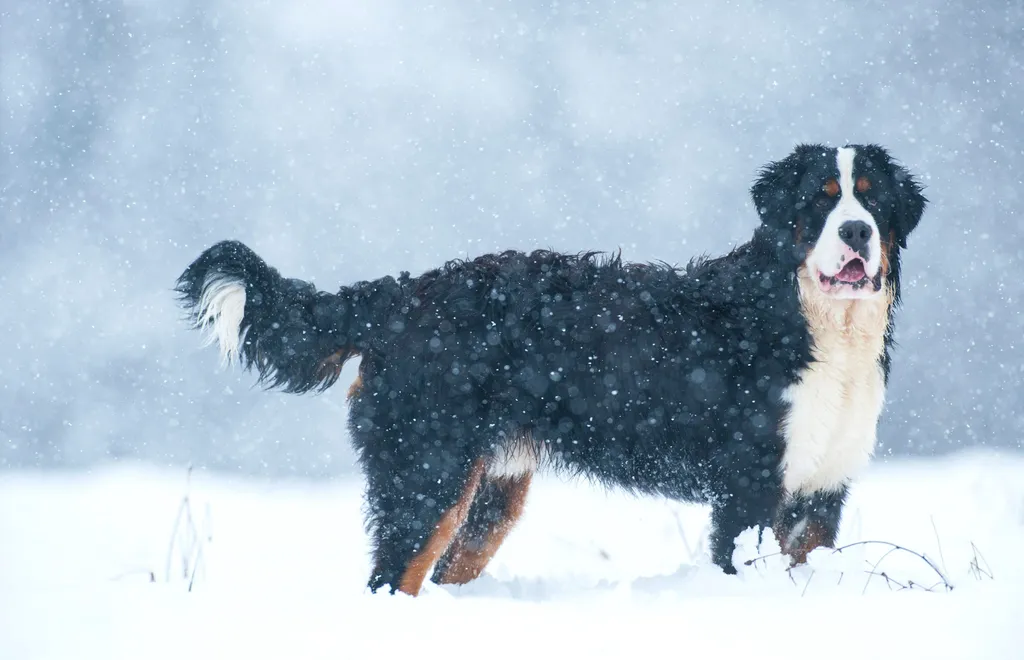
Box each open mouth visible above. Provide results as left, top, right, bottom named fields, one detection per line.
left=817, top=258, right=881, bottom=293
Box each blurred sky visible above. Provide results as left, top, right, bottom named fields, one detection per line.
left=2, top=0, right=1022, bottom=477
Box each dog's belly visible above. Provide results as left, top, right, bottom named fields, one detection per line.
left=486, top=432, right=546, bottom=478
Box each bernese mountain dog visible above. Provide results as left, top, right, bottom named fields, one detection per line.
left=175, top=143, right=926, bottom=596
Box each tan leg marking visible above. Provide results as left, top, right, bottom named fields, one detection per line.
left=435, top=474, right=532, bottom=585
left=786, top=521, right=830, bottom=565
left=395, top=459, right=485, bottom=596
left=347, top=373, right=363, bottom=399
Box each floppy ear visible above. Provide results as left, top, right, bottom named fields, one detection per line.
left=890, top=163, right=927, bottom=249
left=750, top=145, right=815, bottom=230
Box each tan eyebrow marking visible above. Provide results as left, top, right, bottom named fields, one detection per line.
left=823, top=179, right=840, bottom=197
left=856, top=176, right=871, bottom=193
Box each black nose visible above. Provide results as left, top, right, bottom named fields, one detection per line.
left=838, top=220, right=873, bottom=254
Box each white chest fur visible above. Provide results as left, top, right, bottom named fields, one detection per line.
left=780, top=270, right=892, bottom=495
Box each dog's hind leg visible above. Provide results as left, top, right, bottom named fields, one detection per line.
left=364, top=455, right=485, bottom=596
left=431, top=472, right=533, bottom=585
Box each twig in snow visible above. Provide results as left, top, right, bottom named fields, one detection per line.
left=669, top=506, right=707, bottom=565
left=163, top=464, right=213, bottom=591
left=865, top=570, right=908, bottom=591
left=164, top=470, right=194, bottom=581
left=828, top=540, right=953, bottom=594
left=800, top=570, right=815, bottom=597
left=741, top=550, right=786, bottom=567
left=906, top=579, right=943, bottom=593
left=968, top=541, right=993, bottom=580
left=744, top=538, right=957, bottom=595
left=109, top=569, right=157, bottom=583
left=930, top=515, right=948, bottom=577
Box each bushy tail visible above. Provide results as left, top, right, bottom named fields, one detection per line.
left=175, top=240, right=402, bottom=394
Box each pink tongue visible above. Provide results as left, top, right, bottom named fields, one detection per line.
left=836, top=259, right=866, bottom=282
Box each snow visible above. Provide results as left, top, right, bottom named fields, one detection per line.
left=2, top=450, right=1023, bottom=659
left=4, top=1, right=1023, bottom=474
left=3, top=3, right=1022, bottom=658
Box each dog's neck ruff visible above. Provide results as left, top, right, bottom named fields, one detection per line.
left=779, top=267, right=892, bottom=495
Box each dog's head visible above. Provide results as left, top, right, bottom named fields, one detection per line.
left=751, top=144, right=926, bottom=300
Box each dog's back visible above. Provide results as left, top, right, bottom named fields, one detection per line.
left=178, top=240, right=806, bottom=594
left=177, top=143, right=927, bottom=597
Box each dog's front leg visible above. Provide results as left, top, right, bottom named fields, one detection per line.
left=708, top=466, right=784, bottom=574
left=774, top=487, right=848, bottom=565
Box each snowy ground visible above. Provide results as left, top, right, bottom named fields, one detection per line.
left=2, top=450, right=1022, bottom=659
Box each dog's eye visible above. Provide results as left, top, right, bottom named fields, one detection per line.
left=823, top=179, right=840, bottom=197
left=867, top=198, right=878, bottom=207
left=815, top=196, right=832, bottom=209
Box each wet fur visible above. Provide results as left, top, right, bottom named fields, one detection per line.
left=176, top=143, right=926, bottom=594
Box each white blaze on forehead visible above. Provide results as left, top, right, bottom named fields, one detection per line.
left=836, top=146, right=857, bottom=197
left=804, top=146, right=883, bottom=299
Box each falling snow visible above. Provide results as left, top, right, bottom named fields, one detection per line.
left=2, top=1, right=1023, bottom=658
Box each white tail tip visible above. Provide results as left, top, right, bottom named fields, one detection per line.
left=195, top=276, right=246, bottom=366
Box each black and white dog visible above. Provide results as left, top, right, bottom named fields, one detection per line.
left=176, top=143, right=926, bottom=595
